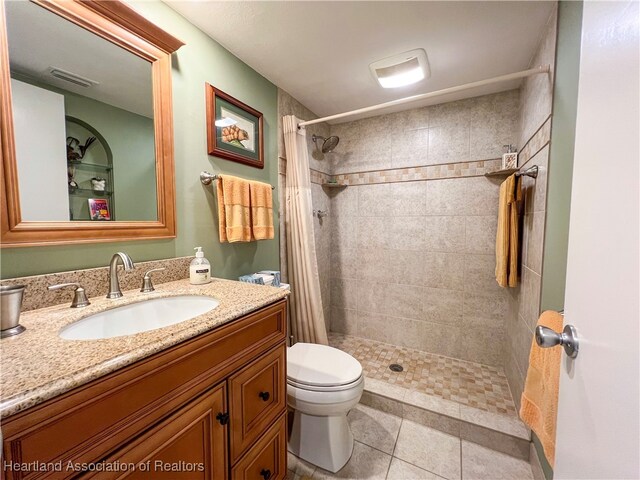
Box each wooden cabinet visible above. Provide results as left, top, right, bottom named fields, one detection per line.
left=1, top=299, right=288, bottom=480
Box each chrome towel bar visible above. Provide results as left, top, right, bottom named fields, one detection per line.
left=200, top=171, right=275, bottom=189
left=515, top=165, right=539, bottom=179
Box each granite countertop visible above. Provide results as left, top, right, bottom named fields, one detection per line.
left=0, top=278, right=288, bottom=418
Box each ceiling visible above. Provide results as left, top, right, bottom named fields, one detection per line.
left=168, top=1, right=555, bottom=123
left=6, top=1, right=153, bottom=118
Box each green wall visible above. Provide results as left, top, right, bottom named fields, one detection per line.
left=0, top=1, right=280, bottom=279
left=541, top=1, right=583, bottom=313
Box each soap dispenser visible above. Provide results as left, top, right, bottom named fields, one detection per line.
left=190, top=247, right=211, bottom=285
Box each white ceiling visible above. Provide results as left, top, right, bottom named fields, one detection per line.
left=167, top=1, right=555, bottom=122
left=6, top=0, right=153, bottom=118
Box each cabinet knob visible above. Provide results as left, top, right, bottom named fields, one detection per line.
left=215, top=412, right=229, bottom=425
left=260, top=468, right=272, bottom=480
left=258, top=391, right=270, bottom=401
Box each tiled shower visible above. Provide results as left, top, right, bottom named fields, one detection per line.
left=279, top=4, right=556, bottom=423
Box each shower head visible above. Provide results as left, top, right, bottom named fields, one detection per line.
left=312, top=134, right=340, bottom=153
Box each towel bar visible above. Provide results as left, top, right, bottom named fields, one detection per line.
left=515, top=165, right=539, bottom=179
left=200, top=171, right=275, bottom=189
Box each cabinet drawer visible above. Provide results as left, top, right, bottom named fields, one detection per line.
left=231, top=413, right=287, bottom=480
left=229, top=345, right=286, bottom=461
left=84, top=383, right=228, bottom=480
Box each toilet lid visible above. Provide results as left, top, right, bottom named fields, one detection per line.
left=287, top=343, right=363, bottom=387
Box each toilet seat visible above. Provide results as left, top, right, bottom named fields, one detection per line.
left=287, top=342, right=363, bottom=388
left=287, top=375, right=363, bottom=392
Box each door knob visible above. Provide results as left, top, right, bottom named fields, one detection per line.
left=215, top=412, right=229, bottom=425
left=259, top=391, right=270, bottom=401
left=535, top=324, right=579, bottom=359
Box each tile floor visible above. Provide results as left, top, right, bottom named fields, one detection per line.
left=329, top=333, right=516, bottom=416
left=287, top=404, right=534, bottom=480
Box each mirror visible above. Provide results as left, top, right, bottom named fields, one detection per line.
left=0, top=0, right=183, bottom=246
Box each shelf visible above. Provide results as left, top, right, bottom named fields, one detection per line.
left=322, top=182, right=348, bottom=188
left=484, top=168, right=518, bottom=177
left=68, top=162, right=112, bottom=172
left=69, top=188, right=113, bottom=197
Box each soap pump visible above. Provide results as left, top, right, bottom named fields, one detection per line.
left=190, top=247, right=211, bottom=285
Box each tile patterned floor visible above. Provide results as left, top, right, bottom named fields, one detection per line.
left=329, top=333, right=517, bottom=416
left=287, top=404, right=534, bottom=480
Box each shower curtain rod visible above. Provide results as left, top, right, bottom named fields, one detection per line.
left=297, top=65, right=550, bottom=128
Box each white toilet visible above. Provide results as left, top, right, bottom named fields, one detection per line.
left=287, top=342, right=364, bottom=473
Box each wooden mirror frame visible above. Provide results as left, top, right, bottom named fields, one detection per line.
left=0, top=0, right=183, bottom=247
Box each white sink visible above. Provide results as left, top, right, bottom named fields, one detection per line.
left=59, top=295, right=220, bottom=341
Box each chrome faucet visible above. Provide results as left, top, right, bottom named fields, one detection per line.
left=107, top=252, right=135, bottom=299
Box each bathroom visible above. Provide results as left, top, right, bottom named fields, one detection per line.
left=0, top=1, right=637, bottom=479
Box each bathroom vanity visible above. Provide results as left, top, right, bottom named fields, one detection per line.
left=0, top=279, right=289, bottom=480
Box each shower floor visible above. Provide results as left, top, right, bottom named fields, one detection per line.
left=329, top=332, right=517, bottom=416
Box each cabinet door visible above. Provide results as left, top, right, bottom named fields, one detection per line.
left=85, top=383, right=228, bottom=480
left=231, top=413, right=287, bottom=480
left=229, top=345, right=286, bottom=461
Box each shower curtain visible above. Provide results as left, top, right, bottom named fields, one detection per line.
left=282, top=115, right=328, bottom=345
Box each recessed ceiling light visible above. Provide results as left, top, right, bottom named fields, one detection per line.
left=369, top=49, right=430, bottom=89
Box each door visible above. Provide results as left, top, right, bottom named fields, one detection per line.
left=88, top=383, right=228, bottom=480
left=554, top=2, right=639, bottom=479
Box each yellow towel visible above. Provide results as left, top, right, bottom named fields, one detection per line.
left=495, top=174, right=522, bottom=287
left=520, top=310, right=563, bottom=467
left=216, top=176, right=251, bottom=243
left=249, top=180, right=274, bottom=240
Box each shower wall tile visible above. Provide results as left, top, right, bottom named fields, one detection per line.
left=331, top=248, right=358, bottom=280
left=386, top=249, right=427, bottom=286
left=325, top=90, right=524, bottom=367
left=519, top=8, right=557, bottom=149
left=463, top=291, right=509, bottom=329
left=330, top=90, right=518, bottom=174
left=331, top=278, right=358, bottom=310
left=426, top=177, right=500, bottom=216
left=465, top=216, right=498, bottom=254
left=422, top=287, right=463, bottom=326
left=522, top=145, right=550, bottom=214
left=517, top=266, right=542, bottom=331
left=357, top=282, right=425, bottom=321
left=331, top=307, right=358, bottom=335
left=524, top=212, right=545, bottom=274
left=423, top=252, right=465, bottom=291
left=470, top=89, right=520, bottom=160
left=460, top=325, right=505, bottom=367
left=424, top=216, right=466, bottom=253
left=503, top=4, right=557, bottom=429
left=463, top=254, right=505, bottom=295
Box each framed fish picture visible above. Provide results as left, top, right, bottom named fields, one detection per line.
left=206, top=84, right=264, bottom=169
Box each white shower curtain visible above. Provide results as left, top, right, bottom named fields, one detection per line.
left=282, top=115, right=328, bottom=345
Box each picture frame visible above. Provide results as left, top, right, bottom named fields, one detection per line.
left=88, top=198, right=111, bottom=221
left=206, top=84, right=264, bottom=169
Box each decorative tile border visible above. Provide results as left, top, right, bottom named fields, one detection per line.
left=280, top=155, right=503, bottom=188
left=1, top=257, right=192, bottom=312
left=519, top=116, right=551, bottom=168
left=333, top=159, right=502, bottom=186
left=278, top=156, right=332, bottom=185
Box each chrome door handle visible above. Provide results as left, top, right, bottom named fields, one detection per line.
left=535, top=324, right=579, bottom=359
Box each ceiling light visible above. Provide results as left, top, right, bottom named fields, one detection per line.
left=48, top=67, right=99, bottom=88
left=370, top=49, right=430, bottom=89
